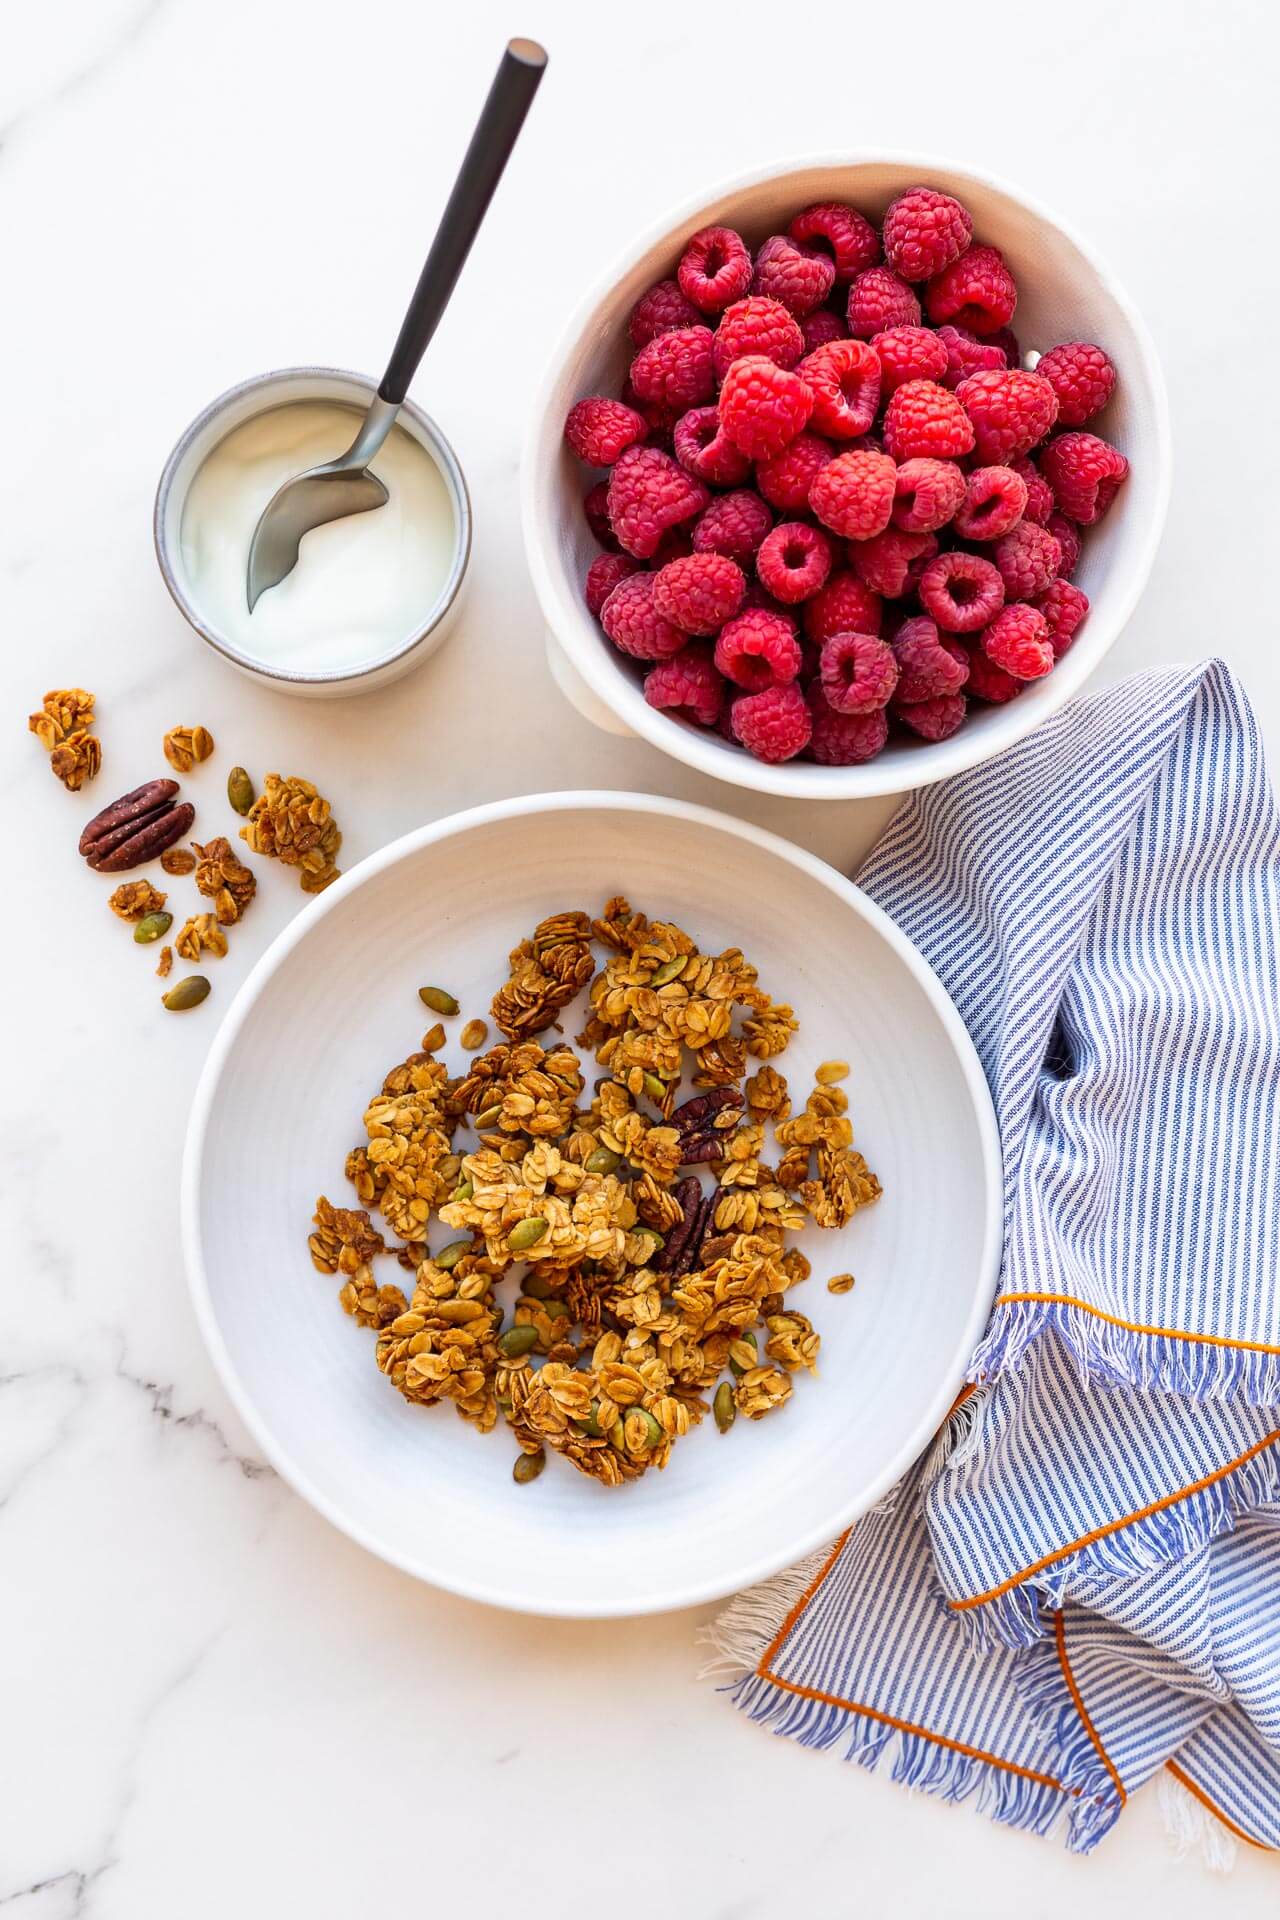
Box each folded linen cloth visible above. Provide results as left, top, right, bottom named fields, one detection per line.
left=706, top=661, right=1280, bottom=1860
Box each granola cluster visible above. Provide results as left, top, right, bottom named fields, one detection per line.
left=309, top=899, right=881, bottom=1488
left=240, top=773, right=341, bottom=894
left=163, top=724, right=215, bottom=773
left=28, top=688, right=101, bottom=791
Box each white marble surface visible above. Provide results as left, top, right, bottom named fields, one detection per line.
left=5, top=0, right=1279, bottom=1909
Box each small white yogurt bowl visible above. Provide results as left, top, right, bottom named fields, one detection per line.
left=523, top=154, right=1171, bottom=798
left=155, top=367, right=472, bottom=698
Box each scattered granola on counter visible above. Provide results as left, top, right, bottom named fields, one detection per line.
left=163, top=724, right=215, bottom=773
left=108, top=880, right=168, bottom=921
left=175, top=913, right=228, bottom=962
left=193, top=836, right=256, bottom=925
left=29, top=688, right=101, bottom=791
left=309, top=897, right=881, bottom=1487
left=240, top=772, right=342, bottom=893
left=155, top=946, right=173, bottom=979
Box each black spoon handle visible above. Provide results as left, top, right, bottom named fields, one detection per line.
left=378, top=38, right=548, bottom=407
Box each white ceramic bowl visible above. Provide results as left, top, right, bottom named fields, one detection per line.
left=155, top=367, right=472, bottom=698
left=183, top=793, right=1000, bottom=1616
left=523, top=154, right=1170, bottom=798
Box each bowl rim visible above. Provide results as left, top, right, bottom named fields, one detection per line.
left=520, top=149, right=1172, bottom=799
left=181, top=788, right=1003, bottom=1617
left=153, top=364, right=474, bottom=688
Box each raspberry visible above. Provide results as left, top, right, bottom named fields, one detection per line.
left=789, top=202, right=881, bottom=283
left=891, top=458, right=966, bottom=533
left=892, top=616, right=969, bottom=701
left=809, top=448, right=897, bottom=540
left=1034, top=579, right=1090, bottom=658
left=850, top=527, right=938, bottom=597
left=714, top=607, right=802, bottom=690
left=677, top=226, right=753, bottom=314
left=847, top=266, right=921, bottom=337
left=925, top=244, right=1018, bottom=335
left=652, top=551, right=746, bottom=635
left=800, top=309, right=847, bottom=352
left=982, top=603, right=1053, bottom=680
left=882, top=187, right=973, bottom=282
left=752, top=234, right=836, bottom=316
left=731, top=682, right=813, bottom=762
left=871, top=325, right=949, bottom=393
left=1047, top=511, right=1081, bottom=576
left=819, top=630, right=899, bottom=714
left=649, top=524, right=694, bottom=565
left=607, top=445, right=710, bottom=559
left=803, top=570, right=883, bottom=644
left=755, top=432, right=833, bottom=513
left=988, top=326, right=1021, bottom=366
left=964, top=642, right=1023, bottom=704
left=673, top=406, right=752, bottom=487
left=935, top=323, right=1008, bottom=390
left=712, top=296, right=804, bottom=379
left=620, top=375, right=679, bottom=441
left=894, top=693, right=968, bottom=741
left=1041, top=432, right=1129, bottom=525
left=644, top=647, right=725, bottom=726
left=629, top=278, right=701, bottom=348
left=1036, top=342, right=1116, bottom=427
left=691, top=488, right=774, bottom=563
left=585, top=551, right=641, bottom=617
left=564, top=396, right=647, bottom=468
left=882, top=380, right=975, bottom=460
left=954, top=465, right=1027, bottom=540
left=630, top=326, right=716, bottom=412
left=600, top=571, right=689, bottom=659
left=808, top=697, right=889, bottom=765
left=993, top=522, right=1061, bottom=600
left=799, top=339, right=881, bottom=439
left=1011, top=454, right=1054, bottom=525
left=756, top=520, right=835, bottom=602
left=957, top=367, right=1058, bottom=464
left=584, top=480, right=618, bottom=550
left=718, top=355, right=814, bottom=458
left=918, top=550, right=1005, bottom=632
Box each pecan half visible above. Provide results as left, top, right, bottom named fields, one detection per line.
left=79, top=779, right=194, bottom=873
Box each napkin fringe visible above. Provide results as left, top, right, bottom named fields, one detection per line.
left=971, top=1297, right=1280, bottom=1409
left=724, top=1667, right=1066, bottom=1840
left=949, top=1434, right=1280, bottom=1652
left=1015, top=1627, right=1124, bottom=1855
left=1158, top=1767, right=1238, bottom=1873
left=695, top=1539, right=837, bottom=1681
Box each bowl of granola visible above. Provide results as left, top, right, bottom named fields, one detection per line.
left=523, top=155, right=1169, bottom=796
left=183, top=792, right=1000, bottom=1615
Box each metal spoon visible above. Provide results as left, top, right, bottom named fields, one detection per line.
left=247, top=37, right=547, bottom=612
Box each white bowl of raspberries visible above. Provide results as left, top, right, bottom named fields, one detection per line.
left=522, top=157, right=1170, bottom=795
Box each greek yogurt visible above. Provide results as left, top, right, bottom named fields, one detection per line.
left=179, top=400, right=457, bottom=675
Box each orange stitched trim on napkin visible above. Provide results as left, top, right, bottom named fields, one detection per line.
left=1054, top=1611, right=1126, bottom=1806
left=994, top=1292, right=1280, bottom=1360
left=754, top=1530, right=1067, bottom=1797
left=949, top=1427, right=1280, bottom=1613
left=1166, top=1760, right=1273, bottom=1852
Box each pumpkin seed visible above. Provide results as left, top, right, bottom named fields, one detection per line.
left=226, top=766, right=255, bottom=815
left=513, top=1449, right=545, bottom=1484
left=584, top=1147, right=621, bottom=1175
left=434, top=1238, right=471, bottom=1271
left=133, top=911, right=173, bottom=944
left=649, top=955, right=687, bottom=987
left=728, top=1331, right=759, bottom=1377
left=499, top=1324, right=539, bottom=1358
left=421, top=1021, right=446, bottom=1053
left=507, top=1216, right=548, bottom=1253
left=460, top=1018, right=489, bottom=1050
left=418, top=985, right=459, bottom=1016
left=452, top=1179, right=474, bottom=1204
left=642, top=1072, right=668, bottom=1102
left=522, top=1272, right=557, bottom=1300
left=714, top=1382, right=736, bottom=1433
left=474, top=1103, right=504, bottom=1130
left=162, top=974, right=210, bottom=1012
left=633, top=1226, right=664, bottom=1252
left=632, top=1408, right=663, bottom=1449
left=541, top=1296, right=570, bottom=1320
left=574, top=1399, right=605, bottom=1438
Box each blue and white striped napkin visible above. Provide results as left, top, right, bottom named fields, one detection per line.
left=706, top=661, right=1280, bottom=1861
